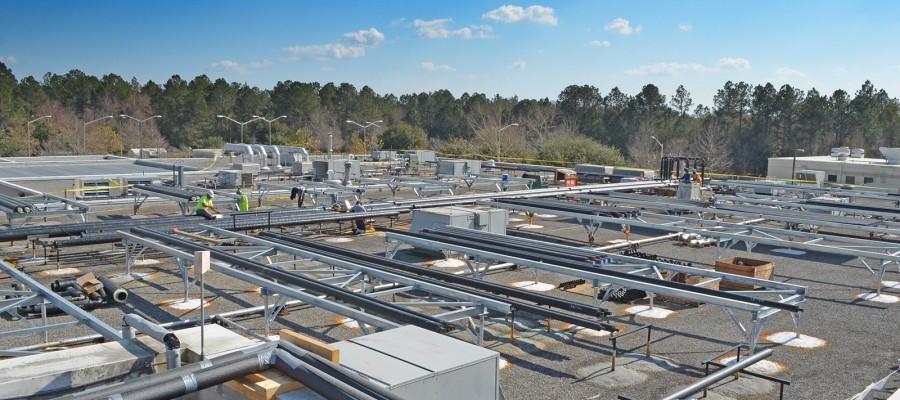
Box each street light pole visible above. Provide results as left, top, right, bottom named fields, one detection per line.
left=497, top=123, right=519, bottom=159
left=120, top=114, right=162, bottom=159
left=650, top=135, right=664, bottom=175
left=83, top=115, right=114, bottom=155
left=345, top=119, right=382, bottom=152
left=26, top=115, right=52, bottom=156
left=252, top=115, right=287, bottom=146
left=791, top=148, right=805, bottom=184
left=217, top=115, right=262, bottom=143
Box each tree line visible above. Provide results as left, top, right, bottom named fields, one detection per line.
left=1, top=62, right=898, bottom=174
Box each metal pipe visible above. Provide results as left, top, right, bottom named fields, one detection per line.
left=260, top=232, right=617, bottom=331
left=277, top=341, right=402, bottom=400
left=97, top=275, right=128, bottom=303
left=273, top=348, right=378, bottom=400
left=132, top=227, right=453, bottom=333
left=123, top=314, right=181, bottom=369
left=658, top=348, right=774, bottom=400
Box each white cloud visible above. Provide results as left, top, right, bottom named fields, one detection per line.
left=282, top=43, right=366, bottom=62
left=342, top=28, right=385, bottom=45
left=833, top=67, right=848, bottom=74
left=482, top=5, right=558, bottom=26
left=390, top=18, right=406, bottom=26
left=716, top=57, right=751, bottom=70
left=775, top=67, right=807, bottom=78
left=249, top=60, right=274, bottom=69
left=625, top=62, right=707, bottom=76
left=586, top=40, right=611, bottom=47
left=282, top=28, right=382, bottom=62
left=464, top=74, right=478, bottom=81
left=678, top=23, right=692, bottom=31
left=211, top=60, right=246, bottom=74
left=604, top=18, right=642, bottom=35
left=412, top=19, right=492, bottom=39
left=510, top=60, right=527, bottom=69
left=421, top=61, right=455, bottom=72
left=0, top=55, right=17, bottom=64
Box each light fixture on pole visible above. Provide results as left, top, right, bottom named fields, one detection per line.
left=120, top=114, right=162, bottom=159
left=791, top=148, right=805, bottom=184
left=83, top=115, right=114, bottom=155
left=252, top=115, right=288, bottom=146
left=217, top=115, right=263, bottom=143
left=345, top=119, right=382, bottom=152
left=26, top=115, right=52, bottom=156
left=650, top=136, right=664, bottom=158
left=496, top=123, right=519, bottom=159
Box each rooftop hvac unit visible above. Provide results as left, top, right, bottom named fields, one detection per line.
left=123, top=177, right=158, bottom=196
left=849, top=148, right=865, bottom=158
left=409, top=206, right=508, bottom=235
left=371, top=150, right=398, bottom=161
left=880, top=147, right=900, bottom=165
left=794, top=170, right=825, bottom=185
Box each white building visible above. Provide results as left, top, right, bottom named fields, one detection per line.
left=767, top=147, right=900, bottom=189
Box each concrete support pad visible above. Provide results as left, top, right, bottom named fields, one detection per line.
left=174, top=323, right=259, bottom=364
left=0, top=340, right=154, bottom=398
left=575, top=353, right=681, bottom=388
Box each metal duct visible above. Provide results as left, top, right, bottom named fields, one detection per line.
left=251, top=144, right=270, bottom=170
left=276, top=145, right=310, bottom=162
left=223, top=143, right=255, bottom=163
left=263, top=145, right=282, bottom=168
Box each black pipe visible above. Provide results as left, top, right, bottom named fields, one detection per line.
left=54, top=344, right=276, bottom=400
left=260, top=231, right=618, bottom=331
left=98, top=275, right=128, bottom=303
left=273, top=349, right=377, bottom=400
left=50, top=277, right=78, bottom=292
left=277, top=341, right=402, bottom=400
left=132, top=227, right=453, bottom=333
left=379, top=227, right=803, bottom=313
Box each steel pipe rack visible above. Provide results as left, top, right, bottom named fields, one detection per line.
left=0, top=260, right=122, bottom=353
left=0, top=192, right=90, bottom=228
left=589, top=192, right=900, bottom=236
left=256, top=182, right=365, bottom=206
left=381, top=227, right=806, bottom=353
left=480, top=198, right=900, bottom=294
left=254, top=230, right=617, bottom=331
left=658, top=348, right=775, bottom=400
left=717, top=192, right=900, bottom=221
left=713, top=179, right=900, bottom=203
left=132, top=183, right=203, bottom=215
left=130, top=227, right=454, bottom=333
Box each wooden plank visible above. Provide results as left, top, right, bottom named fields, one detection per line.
left=279, top=329, right=340, bottom=364
left=224, top=369, right=304, bottom=400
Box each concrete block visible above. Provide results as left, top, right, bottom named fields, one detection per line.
left=175, top=323, right=259, bottom=364
left=0, top=340, right=154, bottom=398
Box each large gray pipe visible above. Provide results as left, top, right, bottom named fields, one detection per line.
left=328, top=133, right=333, bottom=160
left=278, top=341, right=401, bottom=400
left=123, top=313, right=180, bottom=370
left=657, top=348, right=774, bottom=400
left=97, top=275, right=128, bottom=303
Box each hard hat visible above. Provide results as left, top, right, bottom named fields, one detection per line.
left=208, top=190, right=215, bottom=198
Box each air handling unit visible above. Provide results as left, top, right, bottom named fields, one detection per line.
left=409, top=206, right=508, bottom=234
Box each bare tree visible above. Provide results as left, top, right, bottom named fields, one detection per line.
left=696, top=119, right=733, bottom=174
left=626, top=134, right=660, bottom=169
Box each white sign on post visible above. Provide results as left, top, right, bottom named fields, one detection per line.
left=194, top=250, right=210, bottom=279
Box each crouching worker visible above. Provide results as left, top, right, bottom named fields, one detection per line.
left=350, top=200, right=367, bottom=234
left=196, top=190, right=221, bottom=219
left=236, top=188, right=249, bottom=211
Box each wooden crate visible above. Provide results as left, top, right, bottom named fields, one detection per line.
left=715, top=257, right=775, bottom=290
left=657, top=273, right=720, bottom=305
left=224, top=369, right=303, bottom=400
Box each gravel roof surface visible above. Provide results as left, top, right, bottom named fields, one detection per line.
left=1, top=183, right=898, bottom=400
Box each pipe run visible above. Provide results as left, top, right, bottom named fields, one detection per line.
left=123, top=314, right=181, bottom=370
left=658, top=348, right=774, bottom=400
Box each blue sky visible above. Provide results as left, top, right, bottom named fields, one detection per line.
left=2, top=1, right=899, bottom=107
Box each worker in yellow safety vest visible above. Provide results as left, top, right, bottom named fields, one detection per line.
left=236, top=188, right=249, bottom=211
left=195, top=190, right=221, bottom=219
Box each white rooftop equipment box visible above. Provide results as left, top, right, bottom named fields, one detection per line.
left=409, top=206, right=508, bottom=234
left=331, top=325, right=500, bottom=400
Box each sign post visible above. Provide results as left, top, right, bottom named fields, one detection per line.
left=194, top=250, right=210, bottom=360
